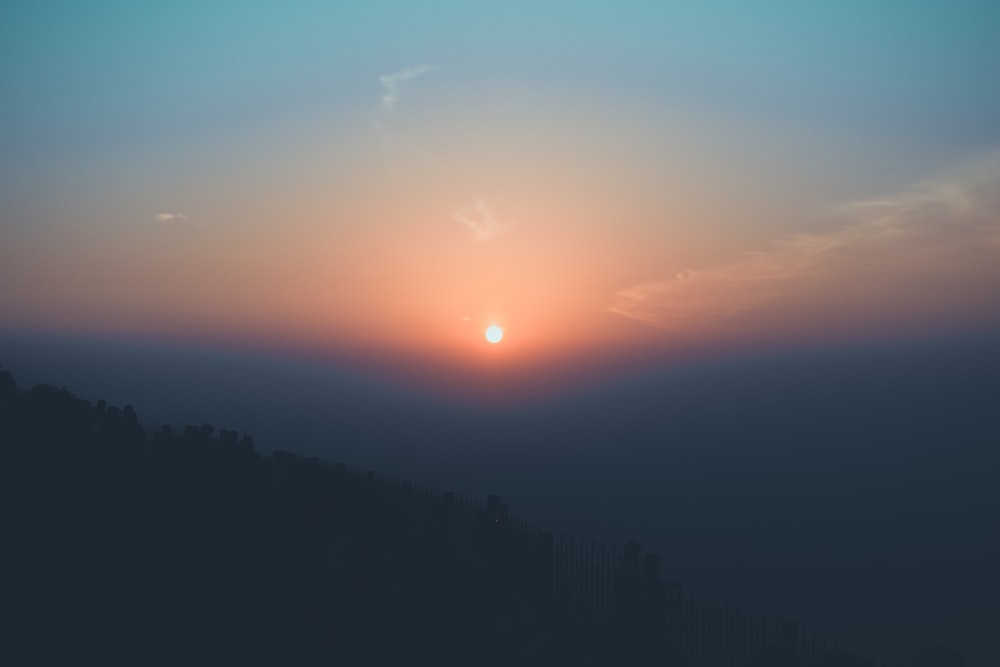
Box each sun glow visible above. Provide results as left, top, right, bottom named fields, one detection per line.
left=485, top=325, right=504, bottom=344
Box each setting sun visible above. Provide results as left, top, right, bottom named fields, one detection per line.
left=485, top=325, right=504, bottom=344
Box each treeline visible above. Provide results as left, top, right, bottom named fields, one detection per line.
left=0, top=369, right=594, bottom=665
left=0, top=368, right=970, bottom=666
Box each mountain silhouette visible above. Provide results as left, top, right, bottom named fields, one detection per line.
left=1, top=367, right=964, bottom=666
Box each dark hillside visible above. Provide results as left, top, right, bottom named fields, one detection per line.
left=1, top=369, right=949, bottom=666
left=2, top=370, right=581, bottom=665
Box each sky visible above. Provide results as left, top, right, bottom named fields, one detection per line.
left=2, top=1, right=1000, bottom=662
left=3, top=0, right=1000, bottom=394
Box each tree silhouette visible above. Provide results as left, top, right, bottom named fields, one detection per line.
left=1, top=366, right=919, bottom=665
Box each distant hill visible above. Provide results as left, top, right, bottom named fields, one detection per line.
left=1, top=368, right=960, bottom=666
left=2, top=370, right=568, bottom=664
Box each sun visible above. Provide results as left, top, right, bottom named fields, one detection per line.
left=484, top=325, right=504, bottom=344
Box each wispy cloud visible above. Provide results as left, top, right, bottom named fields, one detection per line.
left=453, top=199, right=505, bottom=242
left=378, top=64, right=433, bottom=111
left=372, top=64, right=443, bottom=161
left=154, top=212, right=188, bottom=222
left=610, top=155, right=1000, bottom=332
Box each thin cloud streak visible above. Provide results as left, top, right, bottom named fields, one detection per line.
left=153, top=212, right=188, bottom=221
left=610, top=155, right=1000, bottom=332
left=378, top=64, right=433, bottom=111
left=453, top=199, right=505, bottom=242
left=372, top=64, right=444, bottom=166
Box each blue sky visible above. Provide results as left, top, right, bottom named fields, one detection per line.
left=2, top=0, right=999, bottom=368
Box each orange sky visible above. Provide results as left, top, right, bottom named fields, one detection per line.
left=2, top=13, right=1000, bottom=394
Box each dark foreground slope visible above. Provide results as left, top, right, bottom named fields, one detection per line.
left=0, top=369, right=968, bottom=666
left=2, top=375, right=576, bottom=665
